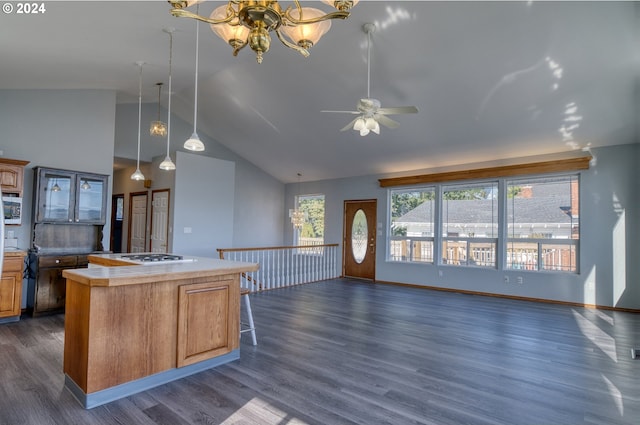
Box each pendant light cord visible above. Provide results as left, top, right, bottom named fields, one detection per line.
left=137, top=63, right=143, bottom=169
left=156, top=83, right=162, bottom=121
left=167, top=31, right=173, bottom=155
left=366, top=28, right=371, bottom=99
left=192, top=5, right=199, bottom=133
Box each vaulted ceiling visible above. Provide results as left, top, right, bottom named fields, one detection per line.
left=2, top=1, right=638, bottom=183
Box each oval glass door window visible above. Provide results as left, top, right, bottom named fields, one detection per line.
left=351, top=209, right=368, bottom=264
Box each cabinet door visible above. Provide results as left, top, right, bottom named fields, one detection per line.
left=176, top=279, right=238, bottom=367
left=0, top=271, right=21, bottom=317
left=35, top=268, right=67, bottom=314
left=0, top=164, right=23, bottom=195
left=75, top=173, right=108, bottom=224
left=35, top=169, right=76, bottom=223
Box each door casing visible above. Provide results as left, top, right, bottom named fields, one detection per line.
left=343, top=199, right=377, bottom=280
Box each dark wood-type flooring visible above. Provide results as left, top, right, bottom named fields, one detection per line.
left=1, top=279, right=639, bottom=425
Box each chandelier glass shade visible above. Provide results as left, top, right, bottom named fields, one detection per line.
left=150, top=83, right=167, bottom=137
left=169, top=0, right=358, bottom=63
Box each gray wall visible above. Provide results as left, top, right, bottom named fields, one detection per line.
left=0, top=89, right=117, bottom=307
left=285, top=144, right=640, bottom=310
left=173, top=152, right=235, bottom=257
left=114, top=103, right=285, bottom=249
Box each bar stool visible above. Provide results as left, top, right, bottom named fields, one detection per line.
left=240, top=288, right=257, bottom=345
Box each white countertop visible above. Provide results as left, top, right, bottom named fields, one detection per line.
left=63, top=254, right=259, bottom=287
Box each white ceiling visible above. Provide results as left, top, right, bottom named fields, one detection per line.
left=2, top=1, right=638, bottom=183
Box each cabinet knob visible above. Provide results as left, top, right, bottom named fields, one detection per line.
left=55, top=259, right=60, bottom=264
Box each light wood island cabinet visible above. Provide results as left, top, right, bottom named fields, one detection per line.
left=62, top=255, right=258, bottom=409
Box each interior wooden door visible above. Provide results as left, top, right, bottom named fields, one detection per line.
left=343, top=199, right=377, bottom=280
left=127, top=192, right=147, bottom=253
left=150, top=189, right=170, bottom=253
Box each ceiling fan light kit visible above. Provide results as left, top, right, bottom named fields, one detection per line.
left=322, top=23, right=418, bottom=136
left=168, top=0, right=358, bottom=63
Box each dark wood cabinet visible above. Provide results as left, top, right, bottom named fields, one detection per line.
left=33, top=167, right=108, bottom=224
left=28, top=253, right=88, bottom=316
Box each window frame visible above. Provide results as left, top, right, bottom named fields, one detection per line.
left=387, top=186, right=436, bottom=264
left=293, top=193, right=325, bottom=249
left=386, top=173, right=581, bottom=274
left=505, top=174, right=580, bottom=273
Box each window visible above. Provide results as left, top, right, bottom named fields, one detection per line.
left=295, top=194, right=325, bottom=248
left=386, top=173, right=580, bottom=273
left=506, top=175, right=579, bottom=272
left=388, top=187, right=435, bottom=263
left=442, top=182, right=498, bottom=267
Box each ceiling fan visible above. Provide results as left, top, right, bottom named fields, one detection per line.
left=321, top=23, right=418, bottom=136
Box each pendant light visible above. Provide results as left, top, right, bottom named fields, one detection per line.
left=159, top=28, right=176, bottom=171
left=150, top=82, right=167, bottom=137
left=131, top=61, right=146, bottom=181
left=289, top=173, right=306, bottom=229
left=183, top=6, right=205, bottom=152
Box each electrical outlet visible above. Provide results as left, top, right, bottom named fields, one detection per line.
left=504, top=275, right=509, bottom=284
left=516, top=276, right=523, bottom=284
left=438, top=270, right=443, bottom=277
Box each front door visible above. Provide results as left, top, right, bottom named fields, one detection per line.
left=343, top=199, right=377, bottom=280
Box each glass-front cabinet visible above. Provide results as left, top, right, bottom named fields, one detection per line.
left=34, top=167, right=108, bottom=224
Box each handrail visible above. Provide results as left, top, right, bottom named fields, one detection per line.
left=217, top=243, right=338, bottom=256
left=218, top=244, right=340, bottom=292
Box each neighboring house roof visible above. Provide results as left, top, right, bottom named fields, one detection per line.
left=396, top=191, right=574, bottom=225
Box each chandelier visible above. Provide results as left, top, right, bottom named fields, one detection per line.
left=289, top=172, right=307, bottom=229
left=289, top=208, right=306, bottom=229
left=168, top=1, right=359, bottom=63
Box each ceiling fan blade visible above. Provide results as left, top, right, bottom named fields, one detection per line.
left=321, top=110, right=361, bottom=114
left=378, top=106, right=418, bottom=115
left=375, top=114, right=400, bottom=129
left=340, top=116, right=361, bottom=132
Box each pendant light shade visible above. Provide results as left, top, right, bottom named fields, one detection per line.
left=160, top=28, right=176, bottom=171
left=184, top=11, right=205, bottom=152
left=150, top=82, right=167, bottom=137
left=131, top=61, right=146, bottom=181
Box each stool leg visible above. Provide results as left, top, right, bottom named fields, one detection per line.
left=243, top=294, right=257, bottom=346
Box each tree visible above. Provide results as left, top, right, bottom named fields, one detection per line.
left=299, top=196, right=324, bottom=238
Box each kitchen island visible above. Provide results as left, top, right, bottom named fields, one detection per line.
left=62, top=254, right=259, bottom=409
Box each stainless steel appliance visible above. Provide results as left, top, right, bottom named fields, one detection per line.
left=120, top=253, right=196, bottom=265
